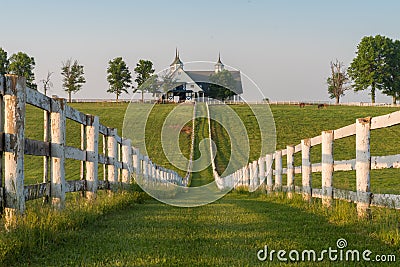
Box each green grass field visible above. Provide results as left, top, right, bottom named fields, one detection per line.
left=2, top=192, right=399, bottom=266
left=23, top=102, right=400, bottom=192
left=2, top=102, right=400, bottom=266
left=211, top=104, right=400, bottom=194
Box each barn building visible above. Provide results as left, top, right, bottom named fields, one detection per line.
left=165, top=49, right=243, bottom=102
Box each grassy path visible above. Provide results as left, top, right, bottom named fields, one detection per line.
left=190, top=103, right=214, bottom=187
left=17, top=193, right=399, bottom=266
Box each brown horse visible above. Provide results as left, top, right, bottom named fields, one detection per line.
left=299, top=103, right=306, bottom=108
left=317, top=104, right=327, bottom=109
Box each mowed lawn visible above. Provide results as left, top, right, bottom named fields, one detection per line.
left=212, top=104, right=400, bottom=194
left=6, top=193, right=400, bottom=266
left=5, top=102, right=399, bottom=266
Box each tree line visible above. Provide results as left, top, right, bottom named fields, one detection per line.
left=0, top=48, right=156, bottom=102
left=328, top=35, right=400, bottom=104
left=7, top=36, right=398, bottom=105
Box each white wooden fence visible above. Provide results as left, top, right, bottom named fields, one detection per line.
left=0, top=75, right=187, bottom=224
left=205, top=100, right=400, bottom=107
left=222, top=108, right=400, bottom=217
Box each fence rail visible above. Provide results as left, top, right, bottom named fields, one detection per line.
left=0, top=75, right=187, bottom=225
left=204, top=100, right=400, bottom=107
left=221, top=106, right=400, bottom=217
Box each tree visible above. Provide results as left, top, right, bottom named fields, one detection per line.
left=0, top=47, right=9, bottom=75
left=381, top=40, right=400, bottom=104
left=348, top=35, right=393, bottom=103
left=208, top=70, right=237, bottom=101
left=107, top=57, right=132, bottom=102
left=327, top=60, right=350, bottom=104
left=134, top=59, right=155, bottom=87
left=61, top=59, right=86, bottom=102
left=40, top=71, right=53, bottom=96
left=8, top=51, right=37, bottom=89
left=133, top=60, right=155, bottom=102
left=159, top=69, right=179, bottom=93
left=138, top=74, right=159, bottom=98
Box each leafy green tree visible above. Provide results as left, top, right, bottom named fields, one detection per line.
left=133, top=59, right=155, bottom=102
left=107, top=57, right=132, bottom=102
left=208, top=70, right=237, bottom=101
left=138, top=74, right=159, bottom=98
left=348, top=35, right=393, bottom=103
left=61, top=59, right=86, bottom=102
left=0, top=47, right=9, bottom=75
left=381, top=40, right=400, bottom=104
left=8, top=52, right=37, bottom=89
left=327, top=60, right=350, bottom=104
left=134, top=59, right=155, bottom=87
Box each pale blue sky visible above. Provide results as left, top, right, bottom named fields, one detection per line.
left=1, top=0, right=400, bottom=102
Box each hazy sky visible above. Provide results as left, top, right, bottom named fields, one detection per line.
left=2, top=0, right=400, bottom=102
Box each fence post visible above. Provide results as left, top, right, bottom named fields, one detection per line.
left=80, top=124, right=86, bottom=182
left=274, top=150, right=282, bottom=191
left=121, top=138, right=132, bottom=186
left=170, top=170, right=174, bottom=184
left=249, top=162, right=254, bottom=191
left=301, top=138, right=312, bottom=201
left=86, top=115, right=99, bottom=200
left=245, top=165, right=250, bottom=189
left=237, top=169, right=241, bottom=187
left=102, top=135, right=107, bottom=182
left=258, top=157, right=266, bottom=193
left=137, top=152, right=143, bottom=184
left=287, top=145, right=295, bottom=198
left=107, top=128, right=118, bottom=190
left=0, top=76, right=3, bottom=210
left=253, top=160, right=259, bottom=191
left=265, top=154, right=273, bottom=192
left=240, top=167, right=245, bottom=187
left=4, top=75, right=26, bottom=228
left=143, top=156, right=149, bottom=184
left=117, top=142, right=121, bottom=182
left=356, top=117, right=371, bottom=218
left=238, top=170, right=242, bottom=188
left=132, top=147, right=138, bottom=180
left=50, top=98, right=66, bottom=209
left=156, top=168, right=161, bottom=184
left=43, top=109, right=50, bottom=202
left=135, top=148, right=142, bottom=178
left=321, top=130, right=333, bottom=207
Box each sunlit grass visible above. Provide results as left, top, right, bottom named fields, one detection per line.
left=3, top=102, right=400, bottom=266
left=2, top=193, right=399, bottom=266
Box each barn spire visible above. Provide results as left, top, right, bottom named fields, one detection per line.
left=215, top=52, right=224, bottom=73
left=170, top=48, right=183, bottom=71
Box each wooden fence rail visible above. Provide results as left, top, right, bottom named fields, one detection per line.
left=221, top=105, right=400, bottom=217
left=0, top=75, right=187, bottom=224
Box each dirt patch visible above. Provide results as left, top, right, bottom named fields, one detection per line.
left=181, top=125, right=192, bottom=135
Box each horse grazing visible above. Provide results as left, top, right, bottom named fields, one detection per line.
left=299, top=103, right=306, bottom=108
left=317, top=104, right=327, bottom=109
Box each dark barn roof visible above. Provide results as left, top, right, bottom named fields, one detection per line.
left=185, top=70, right=243, bottom=94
